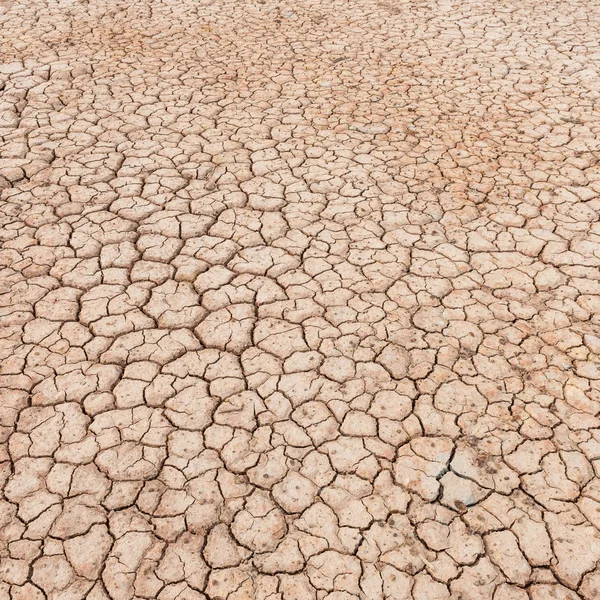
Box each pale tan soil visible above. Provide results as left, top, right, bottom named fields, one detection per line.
left=1, top=0, right=600, bottom=598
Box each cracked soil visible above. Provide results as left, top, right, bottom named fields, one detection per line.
left=1, top=0, right=600, bottom=598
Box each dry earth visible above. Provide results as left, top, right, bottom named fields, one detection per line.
left=1, top=0, right=600, bottom=598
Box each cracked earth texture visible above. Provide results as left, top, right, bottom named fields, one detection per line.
left=1, top=0, right=600, bottom=598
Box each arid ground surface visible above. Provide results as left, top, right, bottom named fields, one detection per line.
left=1, top=0, right=600, bottom=598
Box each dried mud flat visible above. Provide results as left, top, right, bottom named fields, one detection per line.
left=1, top=0, right=600, bottom=598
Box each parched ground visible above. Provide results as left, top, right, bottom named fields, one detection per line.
left=1, top=0, right=600, bottom=598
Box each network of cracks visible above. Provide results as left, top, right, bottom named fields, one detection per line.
left=1, top=0, right=600, bottom=598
